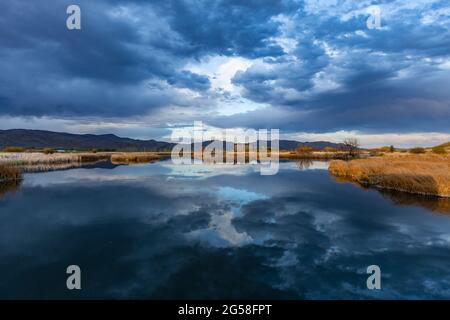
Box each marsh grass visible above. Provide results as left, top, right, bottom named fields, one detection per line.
left=329, top=154, right=450, bottom=197
left=2, top=146, right=25, bottom=153
left=0, top=152, right=111, bottom=166
left=110, top=152, right=165, bottom=164
left=0, top=152, right=112, bottom=174
left=0, top=164, right=21, bottom=182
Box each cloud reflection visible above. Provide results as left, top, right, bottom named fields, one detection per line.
left=1, top=162, right=450, bottom=299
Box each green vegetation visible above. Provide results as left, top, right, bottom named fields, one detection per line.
left=42, top=148, right=55, bottom=154
left=2, top=146, right=26, bottom=153
left=111, top=152, right=163, bottom=164
left=377, top=146, right=391, bottom=152
left=369, top=150, right=382, bottom=157
left=437, top=142, right=450, bottom=148
left=432, top=146, right=447, bottom=154
left=409, top=147, right=426, bottom=154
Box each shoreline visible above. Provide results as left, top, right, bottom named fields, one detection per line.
left=2, top=151, right=450, bottom=200
left=0, top=152, right=169, bottom=170
left=329, top=154, right=450, bottom=198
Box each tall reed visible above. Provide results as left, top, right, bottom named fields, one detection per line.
left=0, top=164, right=21, bottom=182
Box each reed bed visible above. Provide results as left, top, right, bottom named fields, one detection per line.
left=19, top=162, right=87, bottom=173
left=0, top=151, right=166, bottom=170
left=0, top=152, right=76, bottom=166
left=0, top=164, right=21, bottom=182
left=110, top=152, right=164, bottom=164
left=0, top=152, right=110, bottom=167
left=329, top=154, right=450, bottom=197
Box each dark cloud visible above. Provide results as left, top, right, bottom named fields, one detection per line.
left=227, top=1, right=450, bottom=132
left=149, top=0, right=290, bottom=58
left=0, top=0, right=449, bottom=133
left=167, top=70, right=211, bottom=91
left=0, top=0, right=289, bottom=118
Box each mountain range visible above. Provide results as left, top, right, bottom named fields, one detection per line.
left=0, top=129, right=345, bottom=151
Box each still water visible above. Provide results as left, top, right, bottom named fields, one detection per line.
left=0, top=160, right=450, bottom=299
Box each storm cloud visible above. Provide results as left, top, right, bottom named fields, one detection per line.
left=0, top=0, right=449, bottom=133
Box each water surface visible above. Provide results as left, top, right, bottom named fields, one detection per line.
left=1, top=160, right=450, bottom=299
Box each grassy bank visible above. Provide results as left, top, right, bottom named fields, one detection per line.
left=329, top=154, right=450, bottom=197
left=0, top=164, right=21, bottom=182
left=111, top=152, right=169, bottom=164
left=0, top=152, right=111, bottom=173
left=0, top=151, right=170, bottom=170
left=0, top=152, right=111, bottom=166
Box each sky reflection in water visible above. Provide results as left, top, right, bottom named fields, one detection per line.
left=0, top=160, right=450, bottom=299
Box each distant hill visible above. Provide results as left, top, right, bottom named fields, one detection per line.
left=0, top=129, right=174, bottom=151
left=0, top=129, right=345, bottom=151
left=276, top=140, right=346, bottom=151
left=196, top=140, right=345, bottom=151
left=436, top=142, right=450, bottom=148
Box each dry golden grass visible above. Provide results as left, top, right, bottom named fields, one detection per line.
left=0, top=152, right=111, bottom=167
left=329, top=154, right=450, bottom=197
left=110, top=152, right=165, bottom=164
left=0, top=151, right=168, bottom=169
left=0, top=164, right=21, bottom=182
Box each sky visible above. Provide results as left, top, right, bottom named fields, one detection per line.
left=0, top=0, right=449, bottom=147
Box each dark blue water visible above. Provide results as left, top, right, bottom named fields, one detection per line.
left=1, top=160, right=450, bottom=299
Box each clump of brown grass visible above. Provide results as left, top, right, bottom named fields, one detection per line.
left=329, top=154, right=450, bottom=197
left=111, top=152, right=162, bottom=164
left=0, top=164, right=22, bottom=182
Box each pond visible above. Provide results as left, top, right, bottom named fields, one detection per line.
left=0, top=160, right=450, bottom=299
